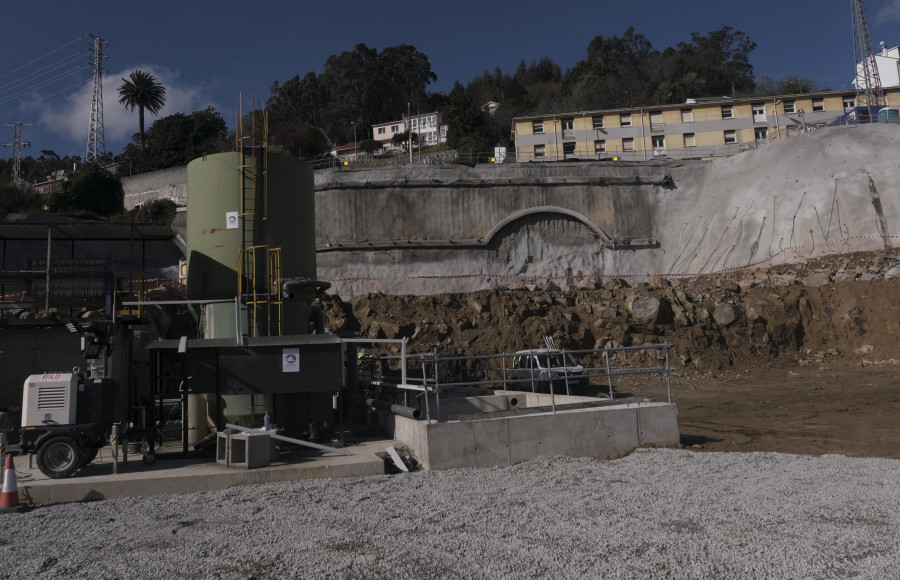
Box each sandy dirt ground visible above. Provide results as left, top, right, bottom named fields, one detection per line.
left=622, top=362, right=900, bottom=459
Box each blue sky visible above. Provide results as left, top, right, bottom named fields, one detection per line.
left=2, top=0, right=900, bottom=160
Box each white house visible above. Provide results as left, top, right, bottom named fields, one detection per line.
left=854, top=43, right=900, bottom=91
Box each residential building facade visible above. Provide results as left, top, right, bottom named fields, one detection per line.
left=403, top=111, right=447, bottom=148
left=371, top=112, right=448, bottom=153
left=512, top=88, right=900, bottom=162
left=372, top=120, right=406, bottom=150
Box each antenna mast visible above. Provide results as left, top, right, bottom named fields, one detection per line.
left=86, top=34, right=109, bottom=164
left=851, top=0, right=884, bottom=120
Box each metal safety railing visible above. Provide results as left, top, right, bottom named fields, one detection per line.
left=353, top=341, right=673, bottom=422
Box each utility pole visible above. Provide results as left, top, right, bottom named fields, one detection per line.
left=1, top=122, right=34, bottom=185
left=851, top=0, right=884, bottom=121
left=85, top=34, right=109, bottom=164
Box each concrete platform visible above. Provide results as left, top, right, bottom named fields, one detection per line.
left=391, top=391, right=680, bottom=470
left=9, top=438, right=392, bottom=507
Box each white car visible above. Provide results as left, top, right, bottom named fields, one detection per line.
left=511, top=349, right=590, bottom=392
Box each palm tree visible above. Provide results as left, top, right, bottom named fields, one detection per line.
left=117, top=70, right=167, bottom=149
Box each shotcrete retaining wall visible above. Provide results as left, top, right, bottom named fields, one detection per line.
left=314, top=125, right=900, bottom=295
left=121, top=125, right=900, bottom=296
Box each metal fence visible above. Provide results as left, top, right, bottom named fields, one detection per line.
left=357, top=342, right=673, bottom=422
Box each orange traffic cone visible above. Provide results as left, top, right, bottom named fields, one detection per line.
left=0, top=453, right=23, bottom=513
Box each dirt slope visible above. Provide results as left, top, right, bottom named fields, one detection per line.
left=319, top=249, right=900, bottom=458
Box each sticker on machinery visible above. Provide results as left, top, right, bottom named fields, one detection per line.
left=282, top=348, right=300, bottom=373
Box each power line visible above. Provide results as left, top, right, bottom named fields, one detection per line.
left=0, top=36, right=83, bottom=81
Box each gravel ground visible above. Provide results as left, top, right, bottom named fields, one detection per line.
left=1, top=448, right=899, bottom=579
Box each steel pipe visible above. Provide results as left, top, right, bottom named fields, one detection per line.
left=364, top=398, right=422, bottom=420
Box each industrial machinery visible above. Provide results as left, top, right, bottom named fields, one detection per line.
left=9, top=319, right=158, bottom=478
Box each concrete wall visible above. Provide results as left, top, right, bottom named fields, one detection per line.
left=315, top=125, right=900, bottom=289
left=122, top=166, right=187, bottom=210
left=392, top=396, right=679, bottom=470
left=119, top=125, right=900, bottom=294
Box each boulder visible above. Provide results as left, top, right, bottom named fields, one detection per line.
left=802, top=271, right=832, bottom=287
left=712, top=303, right=742, bottom=326
left=629, top=296, right=660, bottom=322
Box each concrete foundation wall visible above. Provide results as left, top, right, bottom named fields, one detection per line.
left=122, top=166, right=187, bottom=210
left=392, top=398, right=679, bottom=470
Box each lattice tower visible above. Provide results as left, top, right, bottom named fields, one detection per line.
left=85, top=34, right=109, bottom=164
left=851, top=0, right=884, bottom=111
left=1, top=122, right=33, bottom=184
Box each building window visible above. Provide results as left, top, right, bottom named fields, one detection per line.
left=783, top=101, right=796, bottom=114
left=391, top=125, right=399, bottom=133
left=534, top=144, right=545, bottom=158
left=532, top=121, right=544, bottom=134
left=681, top=109, right=693, bottom=123
left=755, top=128, right=768, bottom=141
left=724, top=130, right=737, bottom=144
left=684, top=133, right=696, bottom=147
left=843, top=98, right=856, bottom=109
left=650, top=111, right=664, bottom=132
left=721, top=106, right=733, bottom=119
left=594, top=140, right=606, bottom=153
left=752, top=103, right=766, bottom=122
left=563, top=142, right=576, bottom=156
left=592, top=116, right=604, bottom=129
left=623, top=138, right=634, bottom=151
left=377, top=127, right=386, bottom=135
left=562, top=118, right=575, bottom=139
left=652, top=136, right=666, bottom=149
left=620, top=114, right=632, bottom=127
left=812, top=99, right=824, bottom=112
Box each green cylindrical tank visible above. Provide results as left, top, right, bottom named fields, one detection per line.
left=185, top=150, right=317, bottom=333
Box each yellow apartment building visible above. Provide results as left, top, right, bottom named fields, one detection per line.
left=511, top=88, right=900, bottom=162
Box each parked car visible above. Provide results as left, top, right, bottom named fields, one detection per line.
left=511, top=349, right=590, bottom=393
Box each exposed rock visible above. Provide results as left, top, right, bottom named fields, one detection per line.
left=803, top=271, right=832, bottom=287
left=712, top=303, right=742, bottom=326
left=833, top=272, right=856, bottom=283
left=718, top=279, right=741, bottom=293
left=884, top=266, right=900, bottom=280
left=769, top=274, right=798, bottom=287
left=628, top=296, right=660, bottom=322
left=466, top=296, right=486, bottom=313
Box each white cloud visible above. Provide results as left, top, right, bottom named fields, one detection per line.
left=34, top=65, right=210, bottom=152
left=876, top=0, right=900, bottom=21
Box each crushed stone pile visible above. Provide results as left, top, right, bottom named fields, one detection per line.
left=1, top=449, right=898, bottom=579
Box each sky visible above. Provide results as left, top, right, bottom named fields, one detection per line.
left=2, top=0, right=900, bottom=162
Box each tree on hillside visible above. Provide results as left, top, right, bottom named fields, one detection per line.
left=55, top=163, right=123, bottom=217
left=267, top=43, right=437, bottom=151
left=116, top=107, right=229, bottom=175
left=118, top=70, right=167, bottom=149
left=445, top=82, right=489, bottom=153
left=652, top=26, right=757, bottom=103
left=564, top=27, right=654, bottom=110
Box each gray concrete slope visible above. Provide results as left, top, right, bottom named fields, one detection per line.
left=314, top=125, right=900, bottom=284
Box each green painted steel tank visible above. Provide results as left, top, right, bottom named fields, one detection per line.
left=185, top=150, right=317, bottom=334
